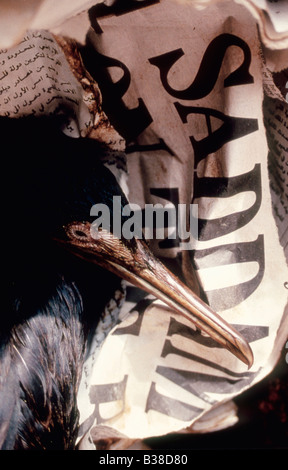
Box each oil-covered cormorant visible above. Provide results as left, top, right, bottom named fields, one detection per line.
left=0, top=115, right=253, bottom=450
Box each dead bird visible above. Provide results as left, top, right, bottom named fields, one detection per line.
left=0, top=116, right=253, bottom=449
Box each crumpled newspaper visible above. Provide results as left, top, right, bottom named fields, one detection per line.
left=0, top=0, right=287, bottom=451
left=1, top=0, right=288, bottom=51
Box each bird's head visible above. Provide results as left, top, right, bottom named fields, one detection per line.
left=2, top=115, right=253, bottom=368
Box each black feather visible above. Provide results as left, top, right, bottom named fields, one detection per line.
left=0, top=115, right=126, bottom=449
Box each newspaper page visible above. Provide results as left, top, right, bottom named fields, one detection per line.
left=262, top=67, right=288, bottom=262
left=74, top=0, right=288, bottom=445
left=0, top=0, right=287, bottom=450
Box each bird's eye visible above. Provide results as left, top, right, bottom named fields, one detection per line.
left=65, top=222, right=92, bottom=242
left=74, top=230, right=88, bottom=239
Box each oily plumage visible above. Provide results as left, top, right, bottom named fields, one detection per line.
left=0, top=115, right=127, bottom=449
left=1, top=277, right=84, bottom=449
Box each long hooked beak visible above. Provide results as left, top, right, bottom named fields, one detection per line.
left=62, top=222, right=253, bottom=368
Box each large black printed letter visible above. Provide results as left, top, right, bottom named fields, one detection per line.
left=175, top=103, right=258, bottom=165
left=80, top=47, right=153, bottom=141
left=149, top=34, right=253, bottom=100
left=193, top=164, right=262, bottom=240
left=192, top=234, right=265, bottom=310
